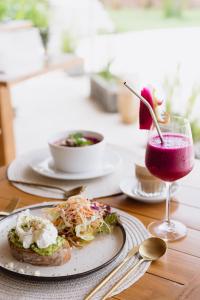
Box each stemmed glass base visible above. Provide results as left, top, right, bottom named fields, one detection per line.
left=147, top=220, right=187, bottom=242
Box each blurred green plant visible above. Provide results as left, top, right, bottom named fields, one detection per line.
left=185, top=85, right=200, bottom=142
left=163, top=0, right=185, bottom=18
left=190, top=120, right=200, bottom=143
left=0, top=0, right=50, bottom=49
left=163, top=65, right=200, bottom=142
left=163, top=64, right=181, bottom=113
left=61, top=31, right=77, bottom=54
left=98, top=60, right=118, bottom=82
left=0, top=0, right=49, bottom=30
left=0, top=2, right=7, bottom=20
left=109, top=7, right=200, bottom=33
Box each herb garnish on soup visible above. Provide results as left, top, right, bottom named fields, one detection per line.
left=57, top=132, right=99, bottom=147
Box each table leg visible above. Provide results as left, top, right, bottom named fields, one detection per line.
left=0, top=83, right=15, bottom=166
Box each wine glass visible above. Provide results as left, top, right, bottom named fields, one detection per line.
left=145, top=115, right=194, bottom=242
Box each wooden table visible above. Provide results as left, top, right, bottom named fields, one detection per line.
left=0, top=161, right=200, bottom=300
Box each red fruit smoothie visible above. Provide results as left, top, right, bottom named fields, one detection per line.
left=145, top=133, right=194, bottom=182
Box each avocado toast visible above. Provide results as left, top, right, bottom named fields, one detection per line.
left=8, top=210, right=71, bottom=266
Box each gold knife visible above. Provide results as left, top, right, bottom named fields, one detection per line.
left=84, top=245, right=139, bottom=300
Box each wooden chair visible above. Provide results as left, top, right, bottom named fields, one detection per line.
left=0, top=56, right=84, bottom=166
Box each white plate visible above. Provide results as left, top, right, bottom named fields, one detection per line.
left=30, top=147, right=121, bottom=180
left=0, top=202, right=151, bottom=299
left=0, top=204, right=126, bottom=280
left=120, top=177, right=178, bottom=203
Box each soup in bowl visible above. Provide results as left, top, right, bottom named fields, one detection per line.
left=48, top=130, right=105, bottom=173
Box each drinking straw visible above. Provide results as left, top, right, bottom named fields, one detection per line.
left=124, top=82, right=164, bottom=144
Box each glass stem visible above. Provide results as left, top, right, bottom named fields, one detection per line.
left=165, top=182, right=171, bottom=224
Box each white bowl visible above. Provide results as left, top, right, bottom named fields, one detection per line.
left=48, top=130, right=105, bottom=173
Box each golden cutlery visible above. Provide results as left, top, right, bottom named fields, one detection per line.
left=102, top=237, right=167, bottom=300
left=0, top=197, right=20, bottom=216
left=84, top=245, right=139, bottom=300
left=9, top=180, right=85, bottom=199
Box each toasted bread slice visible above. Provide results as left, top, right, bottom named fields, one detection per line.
left=9, top=239, right=71, bottom=266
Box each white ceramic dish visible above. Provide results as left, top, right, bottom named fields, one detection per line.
left=48, top=130, right=105, bottom=173
left=120, top=177, right=178, bottom=203
left=0, top=204, right=126, bottom=280
left=30, top=146, right=121, bottom=180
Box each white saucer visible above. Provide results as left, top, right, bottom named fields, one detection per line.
left=30, top=146, right=121, bottom=180
left=120, top=177, right=178, bottom=203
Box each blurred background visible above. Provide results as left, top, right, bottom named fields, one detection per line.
left=0, top=0, right=200, bottom=157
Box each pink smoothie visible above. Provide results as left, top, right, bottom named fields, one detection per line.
left=145, top=133, right=194, bottom=182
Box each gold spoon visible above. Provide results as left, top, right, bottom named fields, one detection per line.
left=102, top=237, right=167, bottom=300
left=9, top=179, right=85, bottom=200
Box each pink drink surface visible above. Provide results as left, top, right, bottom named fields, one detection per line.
left=145, top=133, right=194, bottom=182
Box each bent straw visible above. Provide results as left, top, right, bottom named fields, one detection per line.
left=124, top=82, right=164, bottom=144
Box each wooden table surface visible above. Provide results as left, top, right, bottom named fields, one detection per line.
left=0, top=161, right=200, bottom=300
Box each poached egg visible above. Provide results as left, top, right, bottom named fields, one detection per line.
left=16, top=210, right=58, bottom=249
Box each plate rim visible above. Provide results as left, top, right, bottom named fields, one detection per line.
left=0, top=204, right=126, bottom=281
left=30, top=147, right=121, bottom=181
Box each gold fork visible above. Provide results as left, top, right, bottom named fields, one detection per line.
left=0, top=197, right=20, bottom=216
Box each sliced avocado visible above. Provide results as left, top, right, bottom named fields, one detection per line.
left=8, top=228, right=23, bottom=248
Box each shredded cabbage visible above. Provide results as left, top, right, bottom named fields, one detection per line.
left=46, top=196, right=119, bottom=247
